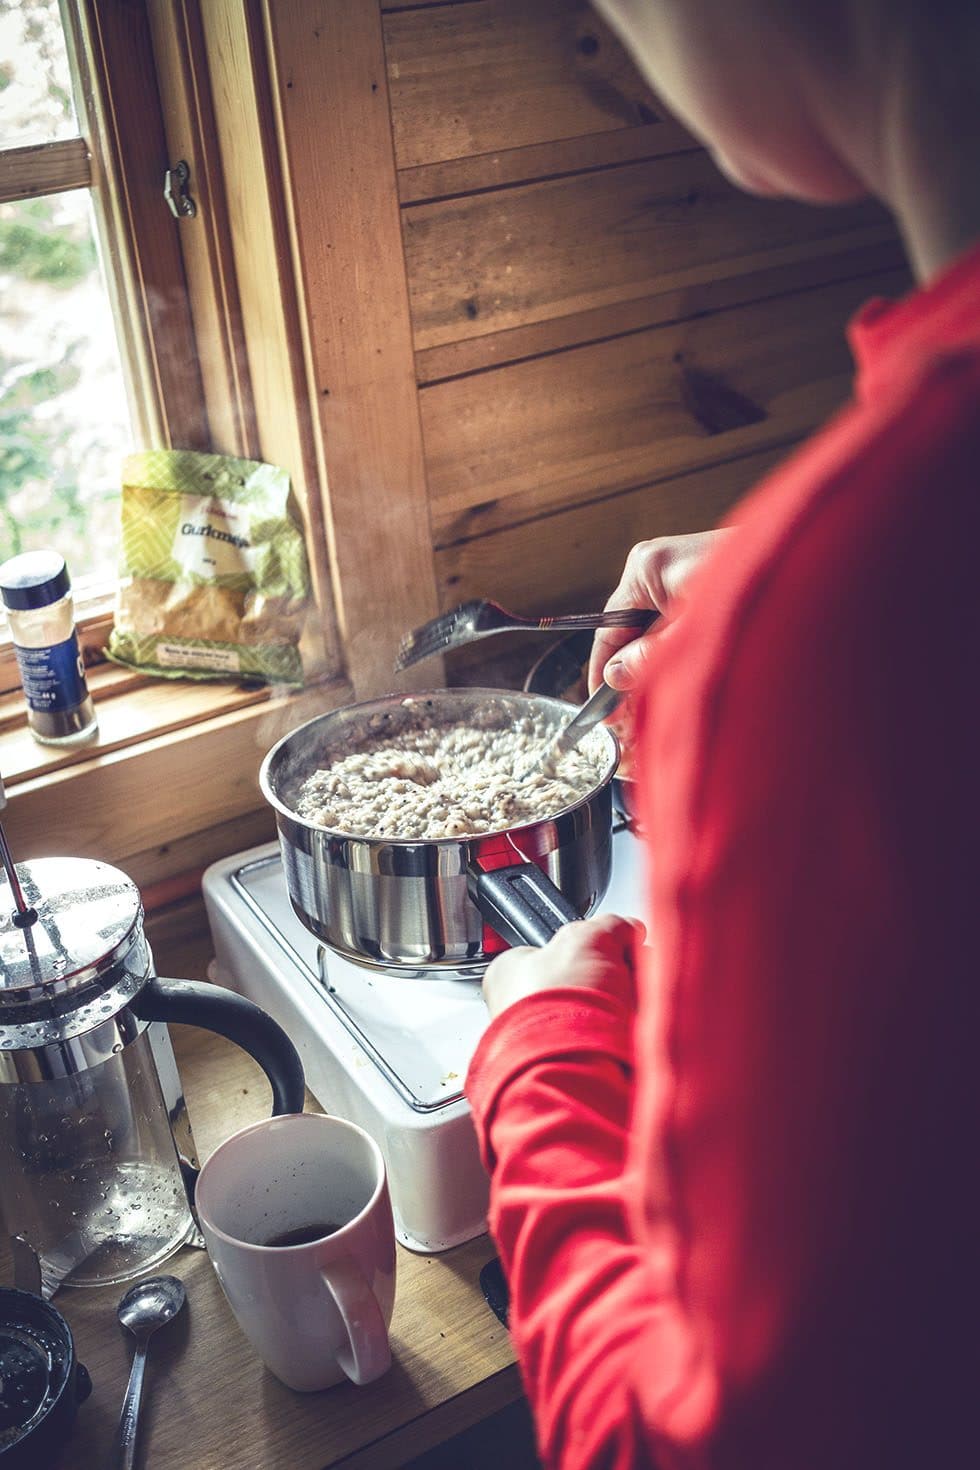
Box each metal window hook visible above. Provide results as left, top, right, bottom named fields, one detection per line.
left=164, top=160, right=197, bottom=219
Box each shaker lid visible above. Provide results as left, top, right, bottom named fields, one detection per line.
left=0, top=550, right=70, bottom=611
left=0, top=857, right=143, bottom=1009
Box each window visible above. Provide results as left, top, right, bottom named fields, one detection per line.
left=0, top=0, right=345, bottom=891
left=0, top=0, right=208, bottom=678
left=0, top=0, right=132, bottom=593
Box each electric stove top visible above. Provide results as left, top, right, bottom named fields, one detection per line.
left=203, top=817, right=646, bottom=1253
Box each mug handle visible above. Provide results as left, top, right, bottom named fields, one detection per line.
left=320, top=1256, right=391, bottom=1386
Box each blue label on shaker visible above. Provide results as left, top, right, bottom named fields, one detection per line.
left=13, top=634, right=88, bottom=713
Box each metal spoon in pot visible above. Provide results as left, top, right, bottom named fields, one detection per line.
left=517, top=682, right=624, bottom=781
left=115, top=1275, right=186, bottom=1470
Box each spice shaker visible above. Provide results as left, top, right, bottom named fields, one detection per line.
left=0, top=550, right=98, bottom=746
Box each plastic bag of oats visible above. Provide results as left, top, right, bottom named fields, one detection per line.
left=107, top=449, right=310, bottom=684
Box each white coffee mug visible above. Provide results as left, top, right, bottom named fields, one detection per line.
left=194, top=1113, right=396, bottom=1391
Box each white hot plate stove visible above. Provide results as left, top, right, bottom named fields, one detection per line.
left=203, top=810, right=645, bottom=1254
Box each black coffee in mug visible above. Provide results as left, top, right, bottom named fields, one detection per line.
left=262, top=1222, right=341, bottom=1248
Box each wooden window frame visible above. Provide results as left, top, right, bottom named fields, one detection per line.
left=0, top=0, right=209, bottom=685
left=0, top=0, right=346, bottom=891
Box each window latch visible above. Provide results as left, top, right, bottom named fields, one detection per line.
left=164, top=160, right=197, bottom=219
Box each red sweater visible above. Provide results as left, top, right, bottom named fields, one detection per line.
left=466, top=242, right=980, bottom=1470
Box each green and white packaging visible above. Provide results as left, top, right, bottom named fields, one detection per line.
left=107, top=449, right=310, bottom=685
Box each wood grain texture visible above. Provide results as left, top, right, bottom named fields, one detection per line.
left=0, top=667, right=270, bottom=781
left=146, top=0, right=259, bottom=459
left=402, top=150, right=890, bottom=352
left=59, top=974, right=518, bottom=1470
left=126, top=807, right=280, bottom=894
left=0, top=677, right=352, bottom=870
left=435, top=444, right=793, bottom=618
left=200, top=0, right=339, bottom=679
left=383, top=0, right=661, bottom=169
left=415, top=238, right=910, bottom=384
left=262, top=0, right=443, bottom=697
left=422, top=267, right=908, bottom=547
left=330, top=1371, right=524, bottom=1470
left=0, top=659, right=126, bottom=732
left=397, top=119, right=699, bottom=206
left=0, top=137, right=90, bottom=203
left=382, top=0, right=482, bottom=7
left=68, top=0, right=209, bottom=450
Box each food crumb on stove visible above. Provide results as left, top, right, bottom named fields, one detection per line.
left=288, top=706, right=608, bottom=840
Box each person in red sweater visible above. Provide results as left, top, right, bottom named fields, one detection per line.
left=465, top=2, right=980, bottom=1467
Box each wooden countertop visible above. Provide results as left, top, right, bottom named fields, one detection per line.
left=44, top=924, right=520, bottom=1470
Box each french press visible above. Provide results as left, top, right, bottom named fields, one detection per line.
left=0, top=780, right=305, bottom=1296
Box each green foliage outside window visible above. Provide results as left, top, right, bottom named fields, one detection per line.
left=0, top=196, right=97, bottom=284
left=0, top=0, right=132, bottom=589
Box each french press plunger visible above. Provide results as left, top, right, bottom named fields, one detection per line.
left=0, top=777, right=305, bottom=1296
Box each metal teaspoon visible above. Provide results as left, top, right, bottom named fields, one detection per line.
left=517, top=682, right=624, bottom=781
left=115, top=1274, right=187, bottom=1469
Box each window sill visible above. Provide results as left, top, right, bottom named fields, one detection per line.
left=0, top=662, right=353, bottom=896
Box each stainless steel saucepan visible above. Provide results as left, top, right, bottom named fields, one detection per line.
left=259, top=689, right=619, bottom=973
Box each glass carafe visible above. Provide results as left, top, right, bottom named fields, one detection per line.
left=0, top=1027, right=196, bottom=1291
left=0, top=855, right=305, bottom=1295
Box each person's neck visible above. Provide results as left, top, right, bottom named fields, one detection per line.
left=867, top=13, right=980, bottom=284
left=807, top=4, right=980, bottom=285
left=827, top=138, right=980, bottom=288
left=890, top=156, right=980, bottom=286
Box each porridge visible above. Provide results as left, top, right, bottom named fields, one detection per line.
left=289, top=701, right=609, bottom=840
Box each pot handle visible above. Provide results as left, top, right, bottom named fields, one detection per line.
left=468, top=862, right=581, bottom=947
left=133, top=977, right=306, bottom=1116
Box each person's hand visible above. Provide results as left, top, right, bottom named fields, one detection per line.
left=482, top=913, right=645, bottom=1021
left=588, top=529, right=729, bottom=694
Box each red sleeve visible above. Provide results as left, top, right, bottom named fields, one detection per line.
left=633, top=354, right=980, bottom=1469
left=467, top=349, right=980, bottom=1470
left=467, top=982, right=701, bottom=1470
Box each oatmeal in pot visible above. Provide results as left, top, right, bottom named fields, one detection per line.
left=290, top=701, right=609, bottom=840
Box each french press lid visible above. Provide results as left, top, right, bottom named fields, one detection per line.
left=0, top=856, right=149, bottom=1048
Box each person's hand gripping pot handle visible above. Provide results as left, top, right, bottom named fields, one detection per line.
left=482, top=913, right=646, bottom=1021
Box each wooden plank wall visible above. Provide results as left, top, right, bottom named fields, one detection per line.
left=380, top=0, right=910, bottom=626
